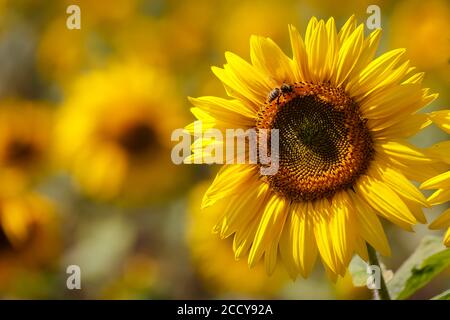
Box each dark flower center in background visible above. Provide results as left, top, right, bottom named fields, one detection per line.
left=5, top=140, right=39, bottom=166
left=118, top=122, right=158, bottom=156
left=0, top=226, right=13, bottom=252
left=257, top=82, right=374, bottom=202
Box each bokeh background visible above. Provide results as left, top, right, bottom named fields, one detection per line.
left=0, top=0, right=448, bottom=299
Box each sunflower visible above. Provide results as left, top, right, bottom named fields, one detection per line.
left=0, top=192, right=61, bottom=298
left=187, top=182, right=287, bottom=297
left=186, top=16, right=442, bottom=279
left=37, top=0, right=140, bottom=84
left=55, top=62, right=188, bottom=203
left=390, top=0, right=450, bottom=75
left=0, top=101, right=53, bottom=196
left=421, top=110, right=450, bottom=246
left=213, top=0, right=299, bottom=57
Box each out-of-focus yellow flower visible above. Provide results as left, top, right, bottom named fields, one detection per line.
left=113, top=17, right=168, bottom=68
left=160, top=0, right=216, bottom=68
left=300, top=0, right=387, bottom=18
left=101, top=254, right=160, bottom=299
left=390, top=0, right=450, bottom=76
left=72, top=0, right=139, bottom=29
left=55, top=62, right=188, bottom=203
left=37, top=17, right=89, bottom=84
left=0, top=101, right=53, bottom=196
left=187, top=182, right=287, bottom=298
left=0, top=192, right=60, bottom=297
left=213, top=0, right=299, bottom=58
left=37, top=0, right=141, bottom=84
left=115, top=0, right=216, bottom=70
left=0, top=193, right=59, bottom=254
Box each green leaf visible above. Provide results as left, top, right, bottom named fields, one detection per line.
left=388, top=236, right=450, bottom=300
left=431, top=289, right=450, bottom=300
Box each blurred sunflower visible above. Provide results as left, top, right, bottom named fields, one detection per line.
left=187, top=182, right=287, bottom=297
left=159, top=0, right=216, bottom=68
left=37, top=17, right=90, bottom=84
left=213, top=0, right=299, bottom=58
left=37, top=0, right=141, bottom=84
left=0, top=192, right=59, bottom=257
left=187, top=16, right=443, bottom=280
left=390, top=0, right=450, bottom=76
left=0, top=192, right=60, bottom=298
left=421, top=110, right=450, bottom=246
left=55, top=62, right=188, bottom=203
left=0, top=101, right=53, bottom=196
left=101, top=254, right=160, bottom=299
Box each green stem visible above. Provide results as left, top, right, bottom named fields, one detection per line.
left=367, top=244, right=391, bottom=300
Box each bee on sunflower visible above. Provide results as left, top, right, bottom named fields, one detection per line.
left=185, top=16, right=444, bottom=280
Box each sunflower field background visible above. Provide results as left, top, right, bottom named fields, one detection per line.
left=0, top=0, right=448, bottom=300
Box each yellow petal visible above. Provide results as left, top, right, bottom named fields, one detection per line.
left=225, top=51, right=274, bottom=102
left=384, top=156, right=448, bottom=183
left=338, top=15, right=357, bottom=43
left=400, top=195, right=427, bottom=224
left=288, top=24, right=310, bottom=82
left=189, top=95, right=257, bottom=120
left=429, top=208, right=450, bottom=230
left=348, top=28, right=381, bottom=80
left=355, top=238, right=369, bottom=261
left=428, top=141, right=450, bottom=163
left=249, top=35, right=294, bottom=84
left=355, top=173, right=416, bottom=230
left=232, top=183, right=271, bottom=260
left=202, top=165, right=258, bottom=208
left=367, top=93, right=437, bottom=132
left=373, top=113, right=431, bottom=139
left=328, top=192, right=356, bottom=270
left=381, top=167, right=429, bottom=207
left=444, top=228, right=450, bottom=247
left=334, top=24, right=364, bottom=86
left=211, top=66, right=261, bottom=108
left=248, top=193, right=287, bottom=267
left=351, top=192, right=391, bottom=256
left=427, top=188, right=450, bottom=205
left=233, top=215, right=260, bottom=260
left=377, top=140, right=435, bottom=164
left=324, top=17, right=338, bottom=79
left=215, top=178, right=268, bottom=239
left=429, top=110, right=450, bottom=134
left=306, top=19, right=330, bottom=82
left=265, top=241, right=279, bottom=276
left=313, top=200, right=341, bottom=275
left=346, top=48, right=406, bottom=98
left=402, top=72, right=425, bottom=84
left=360, top=83, right=425, bottom=119
left=280, top=202, right=318, bottom=278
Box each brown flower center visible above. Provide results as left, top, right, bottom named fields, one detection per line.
left=257, top=82, right=374, bottom=202
left=4, top=140, right=38, bottom=166
left=117, top=122, right=158, bottom=156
